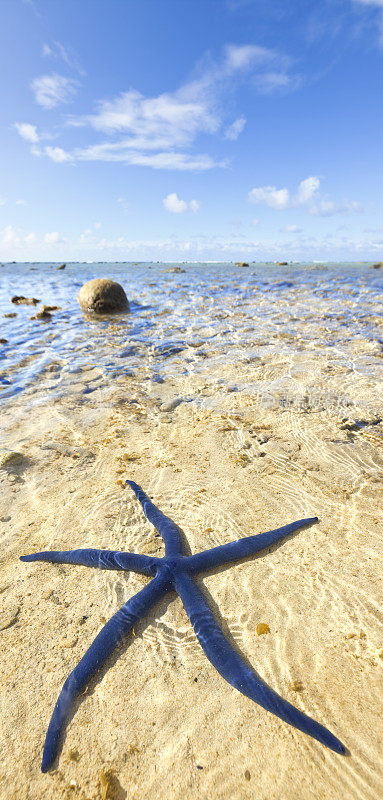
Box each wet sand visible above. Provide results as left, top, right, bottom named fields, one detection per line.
left=1, top=332, right=382, bottom=799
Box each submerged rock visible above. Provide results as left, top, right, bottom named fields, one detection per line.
left=56, top=263, right=66, bottom=270
left=11, top=296, right=40, bottom=305
left=30, top=310, right=52, bottom=321
left=78, top=279, right=129, bottom=313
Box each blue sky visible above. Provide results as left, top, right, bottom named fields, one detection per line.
left=1, top=0, right=382, bottom=261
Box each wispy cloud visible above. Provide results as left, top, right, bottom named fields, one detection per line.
left=31, top=74, right=79, bottom=108
left=353, top=0, right=383, bottom=6
left=310, top=198, right=363, bottom=216
left=42, top=41, right=85, bottom=75
left=14, top=122, right=40, bottom=142
left=163, top=193, right=200, bottom=213
left=44, top=146, right=73, bottom=162
left=21, top=43, right=300, bottom=171
left=284, top=224, right=303, bottom=233
left=224, top=116, right=246, bottom=140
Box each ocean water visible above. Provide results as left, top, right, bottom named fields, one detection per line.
left=1, top=260, right=382, bottom=408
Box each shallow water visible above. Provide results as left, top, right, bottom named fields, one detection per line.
left=0, top=262, right=382, bottom=800
left=1, top=261, right=382, bottom=407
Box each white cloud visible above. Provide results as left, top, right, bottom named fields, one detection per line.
left=16, top=199, right=27, bottom=205
left=0, top=197, right=5, bottom=206
left=31, top=73, right=79, bottom=108
left=72, top=87, right=219, bottom=155
left=248, top=176, right=361, bottom=217
left=249, top=185, right=291, bottom=209
left=44, top=231, right=64, bottom=244
left=0, top=225, right=21, bottom=245
left=295, top=176, right=320, bottom=204
left=249, top=176, right=321, bottom=209
left=163, top=193, right=188, bottom=213
left=284, top=224, right=302, bottom=233
left=14, top=122, right=40, bottom=142
left=225, top=116, right=246, bottom=140
left=249, top=176, right=320, bottom=209
left=163, top=193, right=200, bottom=213
left=45, top=145, right=72, bottom=162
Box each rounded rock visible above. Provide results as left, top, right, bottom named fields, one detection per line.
left=77, top=279, right=129, bottom=313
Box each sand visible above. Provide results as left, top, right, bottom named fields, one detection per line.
left=0, top=338, right=382, bottom=800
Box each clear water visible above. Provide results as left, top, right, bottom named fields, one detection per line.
left=1, top=261, right=382, bottom=406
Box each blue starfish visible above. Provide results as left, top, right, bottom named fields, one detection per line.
left=20, top=480, right=345, bottom=772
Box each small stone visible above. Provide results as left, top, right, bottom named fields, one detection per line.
left=42, top=305, right=61, bottom=312
left=0, top=338, right=8, bottom=344
left=56, top=264, right=66, bottom=270
left=160, top=398, right=183, bottom=412
left=68, top=748, right=80, bottom=762
left=291, top=679, right=303, bottom=692
left=30, top=310, right=52, bottom=321
left=256, top=622, right=270, bottom=635
left=236, top=262, right=249, bottom=267
left=244, top=769, right=251, bottom=781
left=0, top=449, right=24, bottom=468
left=78, top=279, right=129, bottom=313
left=0, top=603, right=20, bottom=631
left=3, top=312, right=17, bottom=318
left=371, top=262, right=383, bottom=269
left=11, top=295, right=40, bottom=305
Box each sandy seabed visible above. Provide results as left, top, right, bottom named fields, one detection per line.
left=0, top=326, right=382, bottom=800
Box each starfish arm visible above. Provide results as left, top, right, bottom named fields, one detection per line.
left=20, top=549, right=159, bottom=577
left=126, top=480, right=185, bottom=557
left=186, top=518, right=318, bottom=573
left=40, top=572, right=170, bottom=773
left=174, top=571, right=345, bottom=755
